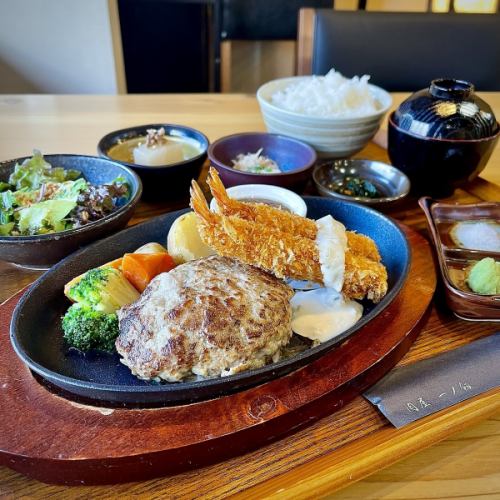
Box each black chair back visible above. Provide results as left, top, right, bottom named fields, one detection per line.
left=311, top=11, right=500, bottom=91
left=222, top=0, right=332, bottom=40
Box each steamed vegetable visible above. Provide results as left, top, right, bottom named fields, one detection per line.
left=64, top=258, right=123, bottom=298
left=61, top=242, right=175, bottom=353
left=122, top=252, right=175, bottom=292
left=62, top=303, right=119, bottom=351
left=134, top=242, right=168, bottom=255
left=66, top=266, right=140, bottom=314
left=167, top=211, right=215, bottom=264
left=63, top=243, right=169, bottom=297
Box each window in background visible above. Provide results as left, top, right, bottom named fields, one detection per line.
left=433, top=0, right=498, bottom=11
left=455, top=0, right=498, bottom=11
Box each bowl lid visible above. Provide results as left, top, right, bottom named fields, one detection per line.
left=393, top=79, right=499, bottom=140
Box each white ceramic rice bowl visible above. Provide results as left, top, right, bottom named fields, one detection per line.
left=257, top=76, right=392, bottom=158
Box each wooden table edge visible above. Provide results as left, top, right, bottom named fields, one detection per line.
left=237, top=388, right=500, bottom=499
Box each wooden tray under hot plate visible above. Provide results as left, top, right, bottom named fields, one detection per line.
left=0, top=226, right=435, bottom=485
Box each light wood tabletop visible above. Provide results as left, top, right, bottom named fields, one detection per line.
left=0, top=93, right=499, bottom=499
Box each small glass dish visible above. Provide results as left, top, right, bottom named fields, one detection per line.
left=419, top=197, right=499, bottom=321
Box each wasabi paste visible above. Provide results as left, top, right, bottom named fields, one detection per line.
left=467, top=258, right=500, bottom=295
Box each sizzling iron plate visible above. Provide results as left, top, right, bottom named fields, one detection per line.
left=10, top=197, right=410, bottom=407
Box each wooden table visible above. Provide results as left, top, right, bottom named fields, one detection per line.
left=0, top=94, right=499, bottom=499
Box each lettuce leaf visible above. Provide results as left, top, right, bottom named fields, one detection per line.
left=12, top=188, right=38, bottom=208
left=0, top=190, right=15, bottom=225
left=18, top=199, right=76, bottom=234
left=53, top=178, right=88, bottom=202
left=8, top=150, right=81, bottom=190
left=0, top=222, right=14, bottom=236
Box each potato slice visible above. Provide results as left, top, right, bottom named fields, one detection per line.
left=134, top=242, right=168, bottom=255
left=167, top=211, right=215, bottom=264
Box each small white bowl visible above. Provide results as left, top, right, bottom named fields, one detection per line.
left=257, top=76, right=392, bottom=159
left=209, top=184, right=307, bottom=217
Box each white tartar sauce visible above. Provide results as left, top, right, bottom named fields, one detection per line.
left=315, top=215, right=347, bottom=292
left=291, top=288, right=363, bottom=343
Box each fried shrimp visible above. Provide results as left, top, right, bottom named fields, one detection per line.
left=190, top=180, right=388, bottom=302
left=207, top=167, right=380, bottom=262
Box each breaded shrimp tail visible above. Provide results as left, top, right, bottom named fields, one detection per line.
left=190, top=180, right=217, bottom=224
left=190, top=180, right=388, bottom=302
left=208, top=167, right=317, bottom=239
left=191, top=180, right=322, bottom=282
left=207, top=167, right=380, bottom=262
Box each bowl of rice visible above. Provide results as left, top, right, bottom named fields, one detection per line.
left=257, top=69, right=392, bottom=158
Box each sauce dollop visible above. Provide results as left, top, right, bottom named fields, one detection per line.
left=291, top=288, right=363, bottom=343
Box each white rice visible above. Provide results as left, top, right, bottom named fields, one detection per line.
left=271, top=68, right=380, bottom=118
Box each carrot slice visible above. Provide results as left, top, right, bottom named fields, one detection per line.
left=105, top=257, right=123, bottom=270
left=122, top=252, right=175, bottom=292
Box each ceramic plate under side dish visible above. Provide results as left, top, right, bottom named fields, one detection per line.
left=11, top=197, right=410, bottom=406
left=419, top=197, right=500, bottom=321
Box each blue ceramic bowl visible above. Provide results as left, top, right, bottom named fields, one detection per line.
left=208, top=132, right=317, bottom=192
left=98, top=124, right=209, bottom=200
left=0, top=154, right=142, bottom=268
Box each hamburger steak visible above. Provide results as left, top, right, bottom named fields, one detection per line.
left=116, top=256, right=294, bottom=381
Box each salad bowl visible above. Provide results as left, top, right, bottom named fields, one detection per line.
left=0, top=154, right=142, bottom=268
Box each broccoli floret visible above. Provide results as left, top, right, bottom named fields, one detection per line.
left=62, top=303, right=119, bottom=352
left=67, top=266, right=139, bottom=314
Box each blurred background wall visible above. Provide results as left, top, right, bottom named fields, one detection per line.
left=0, top=0, right=497, bottom=94
left=0, top=0, right=125, bottom=93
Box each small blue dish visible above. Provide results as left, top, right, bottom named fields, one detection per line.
left=0, top=154, right=142, bottom=268
left=98, top=124, right=209, bottom=200
left=10, top=197, right=410, bottom=406
left=208, top=132, right=317, bottom=192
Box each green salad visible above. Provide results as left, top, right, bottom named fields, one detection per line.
left=0, top=151, right=129, bottom=236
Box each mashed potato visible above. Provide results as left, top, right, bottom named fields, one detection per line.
left=271, top=69, right=380, bottom=118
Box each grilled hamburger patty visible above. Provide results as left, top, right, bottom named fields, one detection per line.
left=116, top=256, right=294, bottom=381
